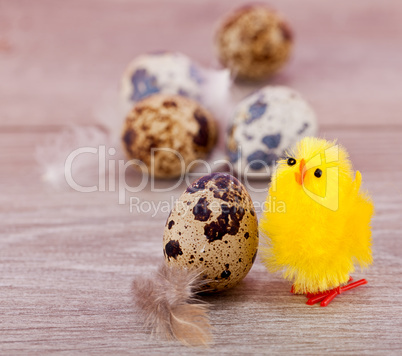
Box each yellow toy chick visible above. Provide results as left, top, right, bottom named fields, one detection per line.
left=260, top=137, right=373, bottom=306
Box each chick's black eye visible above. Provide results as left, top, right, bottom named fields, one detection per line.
left=287, top=158, right=296, bottom=166
left=314, top=168, right=322, bottom=178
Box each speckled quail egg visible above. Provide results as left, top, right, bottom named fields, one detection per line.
left=215, top=4, right=293, bottom=81
left=163, top=172, right=259, bottom=292
left=120, top=52, right=205, bottom=106
left=227, top=85, right=318, bottom=178
left=122, top=93, right=218, bottom=179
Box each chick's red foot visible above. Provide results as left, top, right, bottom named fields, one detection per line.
left=306, top=278, right=367, bottom=307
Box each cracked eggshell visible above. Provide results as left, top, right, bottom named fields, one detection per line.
left=163, top=173, right=258, bottom=292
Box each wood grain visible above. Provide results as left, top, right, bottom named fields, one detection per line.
left=1, top=0, right=402, bottom=354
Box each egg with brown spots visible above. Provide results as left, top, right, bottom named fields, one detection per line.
left=163, top=173, right=259, bottom=292
left=215, top=4, right=293, bottom=81
left=122, top=93, right=218, bottom=179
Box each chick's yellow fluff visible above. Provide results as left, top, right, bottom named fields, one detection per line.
left=260, top=137, right=373, bottom=294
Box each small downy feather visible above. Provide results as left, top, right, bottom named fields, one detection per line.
left=132, top=264, right=212, bottom=347
left=35, top=126, right=110, bottom=188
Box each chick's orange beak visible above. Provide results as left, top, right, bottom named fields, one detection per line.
left=295, top=159, right=306, bottom=185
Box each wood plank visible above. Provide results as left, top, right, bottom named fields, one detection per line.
left=1, top=0, right=402, bottom=353
left=1, top=127, right=402, bottom=353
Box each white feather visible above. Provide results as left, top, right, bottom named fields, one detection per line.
left=35, top=126, right=110, bottom=189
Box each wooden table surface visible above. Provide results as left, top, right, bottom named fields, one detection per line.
left=1, top=0, right=402, bottom=354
